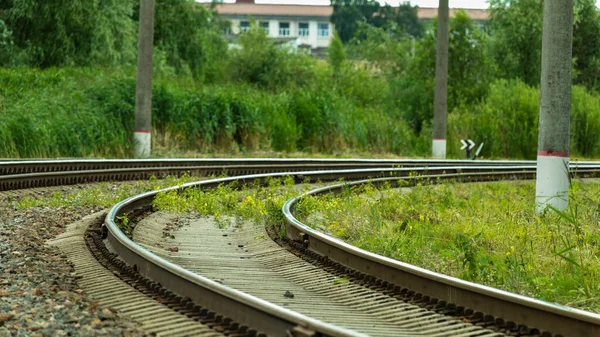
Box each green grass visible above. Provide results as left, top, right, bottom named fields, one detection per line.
left=294, top=180, right=600, bottom=312
left=12, top=174, right=203, bottom=210
left=0, top=67, right=425, bottom=159
left=152, top=176, right=304, bottom=233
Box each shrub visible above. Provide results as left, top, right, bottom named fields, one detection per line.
left=0, top=67, right=422, bottom=158
left=449, top=79, right=600, bottom=159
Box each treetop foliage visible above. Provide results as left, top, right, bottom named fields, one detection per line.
left=330, top=0, right=423, bottom=42
left=0, top=0, right=226, bottom=81
left=488, top=0, right=600, bottom=87
left=0, top=0, right=137, bottom=67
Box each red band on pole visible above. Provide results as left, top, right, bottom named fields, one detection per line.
left=433, top=138, right=446, bottom=140
left=134, top=130, right=152, bottom=133
left=538, top=151, right=569, bottom=157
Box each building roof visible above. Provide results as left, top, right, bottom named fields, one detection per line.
left=418, top=7, right=488, bottom=21
left=214, top=3, right=332, bottom=17
left=213, top=3, right=489, bottom=21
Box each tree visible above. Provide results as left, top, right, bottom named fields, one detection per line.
left=330, top=0, right=380, bottom=42
left=432, top=0, right=449, bottom=158
left=388, top=2, right=424, bottom=38
left=0, top=19, right=12, bottom=65
left=0, top=0, right=136, bottom=67
left=397, top=12, right=490, bottom=134
left=572, top=0, right=600, bottom=87
left=447, top=10, right=492, bottom=107
left=489, top=0, right=600, bottom=89
left=143, top=0, right=228, bottom=82
left=328, top=31, right=346, bottom=74
left=348, top=22, right=411, bottom=76
left=330, top=0, right=422, bottom=42
left=535, top=0, right=573, bottom=213
left=488, top=0, right=543, bottom=86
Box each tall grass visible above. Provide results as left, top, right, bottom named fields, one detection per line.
left=4, top=68, right=600, bottom=159
left=0, top=67, right=420, bottom=158
left=448, top=79, right=600, bottom=159
left=0, top=68, right=131, bottom=157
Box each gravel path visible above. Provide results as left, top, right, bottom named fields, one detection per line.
left=0, top=187, right=144, bottom=336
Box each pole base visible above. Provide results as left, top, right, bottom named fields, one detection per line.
left=535, top=154, right=569, bottom=213
left=134, top=131, right=151, bottom=158
left=432, top=139, right=446, bottom=159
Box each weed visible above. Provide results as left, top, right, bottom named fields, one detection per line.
left=333, top=277, right=349, bottom=285
left=116, top=214, right=132, bottom=236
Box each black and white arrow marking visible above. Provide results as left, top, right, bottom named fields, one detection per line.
left=460, top=139, right=476, bottom=150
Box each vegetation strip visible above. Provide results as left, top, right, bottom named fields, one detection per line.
left=289, top=179, right=600, bottom=313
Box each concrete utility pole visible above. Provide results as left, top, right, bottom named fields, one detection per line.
left=432, top=0, right=449, bottom=159
left=535, top=0, right=573, bottom=213
left=134, top=0, right=155, bottom=158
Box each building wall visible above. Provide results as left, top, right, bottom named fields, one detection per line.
left=227, top=17, right=332, bottom=49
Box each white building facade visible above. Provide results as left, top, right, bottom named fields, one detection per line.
left=214, top=1, right=334, bottom=50
left=213, top=1, right=489, bottom=50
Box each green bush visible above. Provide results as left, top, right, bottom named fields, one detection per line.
left=571, top=86, right=600, bottom=157
left=0, top=68, right=131, bottom=158
left=449, top=79, right=600, bottom=159
left=0, top=68, right=422, bottom=158
left=449, top=79, right=539, bottom=159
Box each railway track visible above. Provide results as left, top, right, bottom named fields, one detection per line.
left=4, top=159, right=600, bottom=337
left=0, top=158, right=551, bottom=190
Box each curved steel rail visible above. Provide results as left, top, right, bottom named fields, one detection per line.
left=282, top=170, right=600, bottom=337
left=103, top=165, right=587, bottom=337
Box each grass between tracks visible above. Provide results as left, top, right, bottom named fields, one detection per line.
left=293, top=179, right=600, bottom=313
left=14, top=175, right=600, bottom=312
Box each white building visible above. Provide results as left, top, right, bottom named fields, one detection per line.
left=214, top=0, right=334, bottom=51
left=213, top=1, right=489, bottom=51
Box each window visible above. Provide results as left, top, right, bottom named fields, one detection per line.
left=260, top=21, right=269, bottom=35
left=298, top=22, right=309, bottom=37
left=240, top=21, right=250, bottom=33
left=318, top=23, right=329, bottom=37
left=279, top=22, right=290, bottom=36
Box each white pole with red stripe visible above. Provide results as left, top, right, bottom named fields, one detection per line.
left=134, top=0, right=155, bottom=158
left=535, top=0, right=573, bottom=213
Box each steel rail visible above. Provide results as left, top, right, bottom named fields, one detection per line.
left=0, top=158, right=546, bottom=177
left=0, top=158, right=533, bottom=174
left=1, top=157, right=596, bottom=192
left=103, top=165, right=570, bottom=337
left=0, top=160, right=547, bottom=191
left=282, top=170, right=600, bottom=337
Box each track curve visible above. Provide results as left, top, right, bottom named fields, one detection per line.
left=4, top=158, right=600, bottom=336
left=102, top=164, right=600, bottom=336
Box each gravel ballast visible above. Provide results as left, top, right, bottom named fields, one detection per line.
left=0, top=187, right=144, bottom=336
